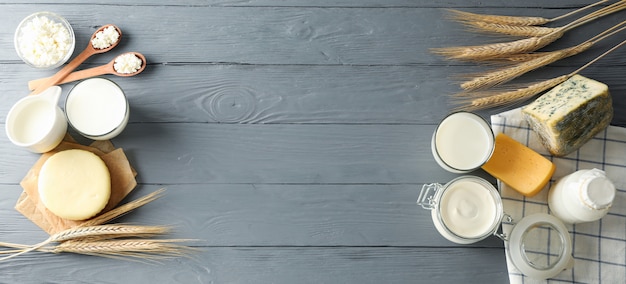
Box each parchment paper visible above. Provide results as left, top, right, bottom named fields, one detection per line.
left=15, top=137, right=137, bottom=235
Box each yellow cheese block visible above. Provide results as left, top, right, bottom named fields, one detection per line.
left=482, top=133, right=555, bottom=197
left=38, top=149, right=111, bottom=220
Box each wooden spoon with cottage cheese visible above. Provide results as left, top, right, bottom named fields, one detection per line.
left=30, top=24, right=122, bottom=95
left=27, top=52, right=146, bottom=90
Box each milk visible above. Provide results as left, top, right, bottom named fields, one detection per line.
left=65, top=78, right=128, bottom=140
left=439, top=178, right=498, bottom=238
left=432, top=112, right=494, bottom=173
left=548, top=169, right=615, bottom=224
left=12, top=100, right=55, bottom=143
left=5, top=86, right=67, bottom=153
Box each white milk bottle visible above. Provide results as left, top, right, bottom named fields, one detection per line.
left=548, top=168, right=615, bottom=224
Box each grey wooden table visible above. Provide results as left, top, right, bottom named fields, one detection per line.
left=1, top=1, right=625, bottom=283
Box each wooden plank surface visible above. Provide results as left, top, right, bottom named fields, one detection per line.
left=3, top=64, right=626, bottom=125
left=0, top=247, right=508, bottom=284
left=0, top=1, right=624, bottom=283
left=0, top=5, right=625, bottom=66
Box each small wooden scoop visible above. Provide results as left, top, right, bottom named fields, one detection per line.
left=28, top=52, right=146, bottom=91
left=30, top=24, right=122, bottom=95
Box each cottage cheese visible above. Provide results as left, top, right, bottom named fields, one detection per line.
left=113, top=53, right=143, bottom=74
left=16, top=15, right=72, bottom=68
left=91, top=25, right=119, bottom=49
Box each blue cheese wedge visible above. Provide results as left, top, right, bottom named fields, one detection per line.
left=522, top=75, right=612, bottom=157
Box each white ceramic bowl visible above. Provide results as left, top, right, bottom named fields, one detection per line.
left=14, top=11, right=75, bottom=69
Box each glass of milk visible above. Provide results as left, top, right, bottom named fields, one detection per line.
left=65, top=78, right=129, bottom=140
left=431, top=112, right=495, bottom=173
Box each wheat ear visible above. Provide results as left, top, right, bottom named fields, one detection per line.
left=431, top=31, right=564, bottom=61
left=454, top=75, right=570, bottom=111
left=455, top=0, right=614, bottom=37
left=434, top=1, right=626, bottom=61
left=0, top=189, right=166, bottom=259
left=461, top=21, right=559, bottom=37
left=0, top=225, right=170, bottom=261
left=459, top=45, right=584, bottom=91
left=446, top=10, right=547, bottom=26
left=446, top=0, right=609, bottom=26
left=454, top=37, right=626, bottom=110
left=49, top=239, right=196, bottom=260
left=460, top=20, right=626, bottom=90
left=482, top=19, right=626, bottom=64
left=484, top=53, right=554, bottom=63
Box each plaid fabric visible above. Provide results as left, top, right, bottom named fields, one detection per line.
left=491, top=108, right=626, bottom=283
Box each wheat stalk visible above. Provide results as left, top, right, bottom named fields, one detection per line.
left=454, top=75, right=570, bottom=111
left=452, top=0, right=615, bottom=37
left=80, top=188, right=166, bottom=227
left=0, top=242, right=30, bottom=254
left=446, top=9, right=549, bottom=26
left=460, top=19, right=626, bottom=90
left=453, top=37, right=626, bottom=110
left=1, top=239, right=196, bottom=262
left=433, top=1, right=626, bottom=61
left=0, top=189, right=186, bottom=262
left=569, top=0, right=626, bottom=28
left=459, top=45, right=586, bottom=91
left=462, top=21, right=559, bottom=37
left=49, top=239, right=196, bottom=261
left=484, top=53, right=553, bottom=63
left=50, top=225, right=170, bottom=242
left=0, top=224, right=171, bottom=261
left=446, top=0, right=609, bottom=26
left=432, top=31, right=565, bottom=60
left=480, top=18, right=626, bottom=64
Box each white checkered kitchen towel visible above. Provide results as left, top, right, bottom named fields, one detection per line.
left=491, top=108, right=626, bottom=284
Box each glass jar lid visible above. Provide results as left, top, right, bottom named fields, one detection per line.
left=508, top=213, right=573, bottom=280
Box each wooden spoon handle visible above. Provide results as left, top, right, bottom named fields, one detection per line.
left=29, top=48, right=97, bottom=95
left=28, top=64, right=114, bottom=91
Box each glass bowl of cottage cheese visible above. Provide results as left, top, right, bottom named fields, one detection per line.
left=14, top=11, right=75, bottom=69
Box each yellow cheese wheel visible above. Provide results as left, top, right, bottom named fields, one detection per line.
left=482, top=133, right=555, bottom=197
left=38, top=149, right=111, bottom=220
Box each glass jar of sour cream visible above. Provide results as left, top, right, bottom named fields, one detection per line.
left=418, top=176, right=574, bottom=280
left=418, top=176, right=504, bottom=244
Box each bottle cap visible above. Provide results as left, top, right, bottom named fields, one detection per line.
left=579, top=169, right=615, bottom=210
